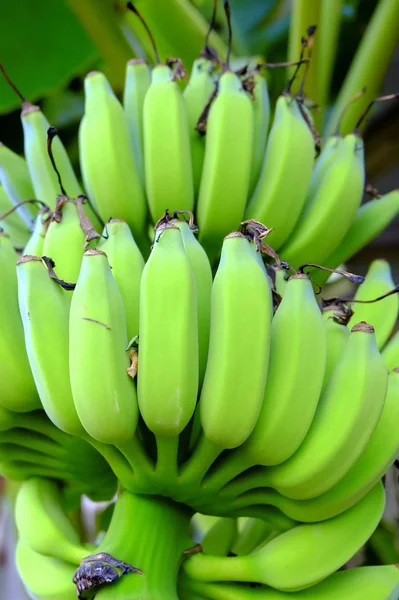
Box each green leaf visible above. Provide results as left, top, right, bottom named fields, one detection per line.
left=0, top=0, right=98, bottom=114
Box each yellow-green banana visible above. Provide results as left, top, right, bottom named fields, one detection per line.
left=245, top=95, right=314, bottom=250
left=69, top=249, right=138, bottom=443
left=321, top=306, right=349, bottom=392
left=98, top=219, right=145, bottom=341
left=23, top=205, right=51, bottom=255
left=247, top=71, right=270, bottom=196
left=143, top=63, right=194, bottom=222
left=382, top=330, right=399, bottom=370
left=17, top=255, right=83, bottom=435
left=0, top=142, right=35, bottom=226
left=201, top=517, right=238, bottom=556
left=0, top=184, right=31, bottom=248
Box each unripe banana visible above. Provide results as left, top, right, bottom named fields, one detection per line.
left=123, top=58, right=151, bottom=185
left=199, top=233, right=272, bottom=449
left=23, top=205, right=51, bottom=255
left=16, top=541, right=77, bottom=600
left=280, top=133, right=365, bottom=268
left=17, top=255, right=83, bottom=435
left=306, top=134, right=342, bottom=201
left=201, top=517, right=238, bottom=556
left=183, top=482, right=385, bottom=591
left=69, top=249, right=138, bottom=443
left=232, top=518, right=275, bottom=556
left=138, top=225, right=198, bottom=437
left=245, top=95, right=314, bottom=250
left=172, top=217, right=212, bottom=382
left=382, top=329, right=399, bottom=370
left=321, top=307, right=349, bottom=393
left=0, top=233, right=38, bottom=411
left=183, top=57, right=215, bottom=195
left=79, top=71, right=147, bottom=245
left=197, top=71, right=254, bottom=260
left=0, top=184, right=31, bottom=248
left=349, top=259, right=399, bottom=349
left=21, top=103, right=82, bottom=207
left=0, top=142, right=35, bottom=227
left=143, top=63, right=194, bottom=222
left=15, top=477, right=89, bottom=564
left=248, top=71, right=270, bottom=196
left=98, top=219, right=145, bottom=341
left=261, top=322, right=388, bottom=499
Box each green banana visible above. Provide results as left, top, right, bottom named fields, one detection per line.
left=183, top=482, right=385, bottom=591
left=0, top=142, right=35, bottom=226
left=16, top=541, right=77, bottom=600
left=15, top=477, right=89, bottom=564
left=197, top=71, right=254, bottom=261
left=305, top=135, right=342, bottom=201
left=321, top=306, right=349, bottom=393
left=98, top=219, right=145, bottom=341
left=21, top=102, right=82, bottom=207
left=17, top=255, right=83, bottom=435
left=23, top=205, right=51, bottom=255
left=349, top=259, right=398, bottom=349
left=256, top=321, right=388, bottom=499
left=143, top=63, right=194, bottom=223
left=172, top=216, right=212, bottom=383
left=79, top=71, right=147, bottom=244
left=0, top=184, right=31, bottom=248
left=245, top=94, right=314, bottom=250
left=181, top=564, right=399, bottom=599
left=69, top=249, right=138, bottom=443
left=138, top=224, right=198, bottom=476
left=232, top=518, right=275, bottom=556
left=183, top=56, right=215, bottom=196
left=0, top=233, right=38, bottom=411
left=382, top=329, right=399, bottom=370
left=280, top=133, right=365, bottom=268
left=0, top=428, right=67, bottom=458
left=201, top=517, right=238, bottom=556
left=123, top=59, right=151, bottom=185
left=247, top=70, right=270, bottom=196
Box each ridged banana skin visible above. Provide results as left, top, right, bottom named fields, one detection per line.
left=123, top=59, right=151, bottom=185
left=0, top=184, right=31, bottom=248
left=248, top=72, right=270, bottom=196
left=280, top=133, right=365, bottom=268
left=349, top=259, right=399, bottom=349
left=138, top=226, right=198, bottom=435
left=17, top=256, right=83, bottom=435
left=183, top=483, right=385, bottom=591
left=69, top=249, right=138, bottom=443
left=98, top=219, right=144, bottom=341
left=183, top=57, right=215, bottom=196
left=262, top=322, right=388, bottom=499
left=200, top=234, right=272, bottom=448
left=16, top=541, right=78, bottom=600
left=197, top=72, right=254, bottom=259
left=172, top=219, right=212, bottom=382
left=182, top=565, right=399, bottom=599
left=243, top=274, right=326, bottom=465
left=0, top=234, right=38, bottom=412
left=42, top=200, right=86, bottom=284
left=143, top=64, right=194, bottom=223
left=0, top=143, right=36, bottom=227
left=15, top=478, right=88, bottom=564
left=227, top=368, right=399, bottom=523
left=245, top=95, right=314, bottom=250
left=21, top=104, right=82, bottom=208
left=79, top=72, right=147, bottom=242
left=321, top=310, right=349, bottom=393
left=383, top=330, right=399, bottom=370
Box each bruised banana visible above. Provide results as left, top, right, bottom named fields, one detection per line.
left=69, top=249, right=138, bottom=443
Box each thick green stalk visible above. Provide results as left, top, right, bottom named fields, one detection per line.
left=95, top=491, right=193, bottom=600
left=325, top=0, right=399, bottom=135
left=317, top=0, right=343, bottom=124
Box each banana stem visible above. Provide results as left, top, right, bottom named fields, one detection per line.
left=317, top=0, right=343, bottom=125
left=96, top=491, right=193, bottom=600
left=155, top=435, right=179, bottom=484
left=84, top=437, right=137, bottom=489
left=201, top=448, right=255, bottom=493
left=179, top=434, right=221, bottom=487
left=116, top=433, right=155, bottom=480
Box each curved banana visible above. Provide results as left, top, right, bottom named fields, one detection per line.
left=0, top=233, right=38, bottom=412
left=23, top=205, right=51, bottom=255
left=280, top=133, right=365, bottom=268
left=305, top=134, right=342, bottom=201
left=69, top=249, right=138, bottom=443
left=197, top=71, right=254, bottom=261
left=0, top=184, right=31, bottom=248
left=245, top=94, right=314, bottom=250
left=321, top=306, right=349, bottom=393
left=143, top=63, right=194, bottom=222
left=123, top=58, right=151, bottom=185
left=79, top=71, right=147, bottom=245
left=349, top=259, right=398, bottom=349
left=232, top=518, right=275, bottom=556
left=183, top=57, right=215, bottom=196
left=259, top=321, right=388, bottom=499
left=98, top=219, right=145, bottom=341
left=172, top=216, right=212, bottom=383
left=16, top=540, right=77, bottom=600
left=15, top=477, right=89, bottom=564
left=382, top=329, right=399, bottom=370
left=17, top=255, right=83, bottom=435
left=248, top=70, right=270, bottom=196
left=0, top=142, right=35, bottom=227
left=201, top=517, right=238, bottom=556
